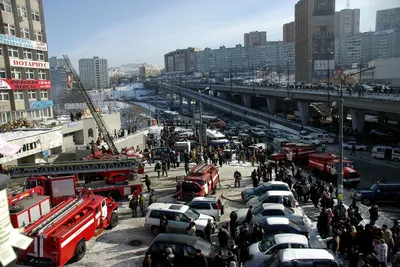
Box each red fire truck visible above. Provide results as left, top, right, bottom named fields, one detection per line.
left=269, top=143, right=317, bottom=162
left=308, top=153, right=361, bottom=187
left=17, top=192, right=119, bottom=267
left=176, top=162, right=220, bottom=202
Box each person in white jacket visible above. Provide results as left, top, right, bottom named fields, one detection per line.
left=374, top=238, right=388, bottom=265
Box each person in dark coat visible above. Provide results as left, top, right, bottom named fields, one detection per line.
left=349, top=245, right=360, bottom=267
left=204, top=219, right=214, bottom=243
left=230, top=211, right=238, bottom=240
left=213, top=251, right=225, bottom=267
left=193, top=249, right=208, bottom=267
left=369, top=205, right=379, bottom=225
left=142, top=251, right=152, bottom=267
left=218, top=227, right=229, bottom=248
left=245, top=206, right=253, bottom=223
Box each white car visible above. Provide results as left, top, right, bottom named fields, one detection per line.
left=254, top=124, right=268, bottom=130
left=187, top=197, right=224, bottom=221
left=343, top=141, right=368, bottom=151
left=237, top=203, right=306, bottom=225
left=299, top=136, right=320, bottom=146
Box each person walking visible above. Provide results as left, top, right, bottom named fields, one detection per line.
left=149, top=190, right=157, bottom=206
left=321, top=143, right=326, bottom=153
left=350, top=143, right=356, bottom=155
left=144, top=175, right=152, bottom=192
left=129, top=195, right=138, bottom=218
left=375, top=239, right=388, bottom=265
left=154, top=161, right=161, bottom=178
left=204, top=219, right=214, bottom=243
left=162, top=160, right=168, bottom=177
left=138, top=193, right=146, bottom=217
left=369, top=204, right=379, bottom=226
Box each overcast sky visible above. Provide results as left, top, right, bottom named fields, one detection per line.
left=43, top=0, right=400, bottom=68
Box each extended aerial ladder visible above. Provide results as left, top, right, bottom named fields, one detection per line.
left=62, top=55, right=119, bottom=155
left=9, top=159, right=138, bottom=178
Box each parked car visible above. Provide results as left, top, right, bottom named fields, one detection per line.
left=244, top=234, right=310, bottom=267
left=145, top=203, right=215, bottom=236
left=265, top=248, right=341, bottom=267
left=239, top=203, right=305, bottom=225
left=147, top=234, right=225, bottom=267
left=299, top=136, right=320, bottom=146
left=351, top=182, right=400, bottom=206
left=257, top=217, right=309, bottom=238
left=343, top=141, right=368, bottom=151
left=187, top=197, right=224, bottom=221
left=266, top=129, right=281, bottom=138
left=241, top=181, right=290, bottom=202
left=353, top=84, right=374, bottom=93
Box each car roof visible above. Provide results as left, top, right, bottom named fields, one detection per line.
left=263, top=181, right=288, bottom=187
left=152, top=233, right=199, bottom=247
left=191, top=197, right=218, bottom=202
left=266, top=191, right=293, bottom=197
left=274, top=234, right=308, bottom=245
left=279, top=248, right=334, bottom=262
left=148, top=203, right=188, bottom=213
left=262, top=203, right=285, bottom=210
left=265, top=217, right=290, bottom=225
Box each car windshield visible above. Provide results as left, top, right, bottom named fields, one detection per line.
left=284, top=207, right=295, bottom=214
left=185, top=208, right=200, bottom=221
left=258, top=193, right=268, bottom=202
left=370, top=183, right=379, bottom=191
left=253, top=204, right=264, bottom=215
left=254, top=184, right=267, bottom=194
left=259, top=236, right=276, bottom=252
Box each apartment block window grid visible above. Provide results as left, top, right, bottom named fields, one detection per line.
left=17, top=5, right=27, bottom=19
left=20, top=28, right=30, bottom=39
left=40, top=90, right=48, bottom=99
left=0, top=68, right=5, bottom=78
left=31, top=10, right=40, bottom=22
left=11, top=68, right=21, bottom=79
left=0, top=92, right=9, bottom=101
left=34, top=31, right=42, bottom=41
left=38, top=70, right=46, bottom=80
left=4, top=23, right=15, bottom=35
left=28, top=90, right=36, bottom=100
left=23, top=49, right=32, bottom=60
left=14, top=91, right=24, bottom=100
left=8, top=47, right=18, bottom=58
left=0, top=0, right=12, bottom=13
left=36, top=51, right=44, bottom=61
left=25, top=69, right=34, bottom=79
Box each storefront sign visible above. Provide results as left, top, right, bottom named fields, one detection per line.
left=10, top=59, right=49, bottom=69
left=0, top=79, right=51, bottom=90
left=29, top=100, right=54, bottom=109
left=0, top=34, right=47, bottom=51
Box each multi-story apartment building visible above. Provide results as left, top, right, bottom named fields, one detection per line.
left=283, top=22, right=296, bottom=43
left=244, top=31, right=267, bottom=47
left=376, top=7, right=400, bottom=32
left=78, top=57, right=109, bottom=89
left=335, top=8, right=360, bottom=37
left=138, top=66, right=160, bottom=80
left=164, top=47, right=199, bottom=74
left=49, top=57, right=72, bottom=111
left=0, top=0, right=53, bottom=123
left=195, top=42, right=295, bottom=74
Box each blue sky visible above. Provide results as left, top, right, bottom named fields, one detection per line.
left=43, top=0, right=400, bottom=68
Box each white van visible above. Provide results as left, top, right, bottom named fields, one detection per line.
left=371, top=146, right=400, bottom=162
left=266, top=249, right=341, bottom=267
left=309, top=133, right=335, bottom=144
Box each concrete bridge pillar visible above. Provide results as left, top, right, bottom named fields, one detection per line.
left=266, top=97, right=277, bottom=114
left=297, top=101, right=310, bottom=125
left=242, top=95, right=252, bottom=107
left=179, top=94, right=183, bottom=106
left=350, top=108, right=365, bottom=133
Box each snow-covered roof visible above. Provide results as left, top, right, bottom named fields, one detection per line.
left=0, top=128, right=57, bottom=142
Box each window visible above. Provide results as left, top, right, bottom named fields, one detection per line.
left=13, top=91, right=24, bottom=100
left=0, top=92, right=9, bottom=101
left=261, top=210, right=285, bottom=216
left=4, top=23, right=15, bottom=35
left=17, top=5, right=27, bottom=18
left=40, top=90, right=48, bottom=99
left=0, top=0, right=12, bottom=13
left=34, top=31, right=42, bottom=41
left=42, top=109, right=48, bottom=117
left=8, top=47, right=18, bottom=58
left=0, top=68, right=5, bottom=78
left=11, top=69, right=21, bottom=79
left=23, top=49, right=32, bottom=59
left=25, top=69, right=34, bottom=79
left=0, top=47, right=2, bottom=56
left=189, top=202, right=209, bottom=210
left=28, top=90, right=36, bottom=100
left=36, top=51, right=44, bottom=61
left=20, top=28, right=30, bottom=39
left=31, top=10, right=40, bottom=21
left=38, top=70, right=46, bottom=80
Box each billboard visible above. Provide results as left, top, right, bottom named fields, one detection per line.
left=312, top=32, right=334, bottom=79
left=10, top=59, right=49, bottom=69
left=66, top=72, right=73, bottom=91
left=0, top=34, right=47, bottom=51
left=29, top=100, right=54, bottom=109
left=0, top=79, right=51, bottom=90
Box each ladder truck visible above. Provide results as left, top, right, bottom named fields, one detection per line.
left=17, top=192, right=119, bottom=267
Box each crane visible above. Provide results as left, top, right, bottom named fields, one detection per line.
left=62, top=55, right=119, bottom=155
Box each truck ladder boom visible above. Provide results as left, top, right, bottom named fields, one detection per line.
left=31, top=198, right=84, bottom=235
left=9, top=159, right=138, bottom=178
left=62, top=55, right=119, bottom=155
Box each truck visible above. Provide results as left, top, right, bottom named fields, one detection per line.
left=176, top=162, right=220, bottom=202
left=308, top=153, right=361, bottom=187
left=17, top=192, right=119, bottom=267
left=269, top=143, right=317, bottom=162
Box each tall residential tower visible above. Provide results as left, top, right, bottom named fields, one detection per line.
left=283, top=22, right=296, bottom=43
left=335, top=8, right=360, bottom=37
left=376, top=7, right=400, bottom=31
left=78, top=57, right=109, bottom=89
left=244, top=31, right=267, bottom=47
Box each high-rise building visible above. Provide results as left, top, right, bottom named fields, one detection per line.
left=376, top=7, right=400, bottom=31
left=78, top=57, right=109, bottom=89
left=49, top=56, right=68, bottom=69
left=283, top=22, right=296, bottom=43
left=244, top=31, right=267, bottom=47
left=335, top=9, right=360, bottom=37
left=138, top=66, right=161, bottom=81
left=295, top=0, right=336, bottom=82
left=164, top=47, right=199, bottom=74
left=0, top=0, right=53, bottom=123
left=49, top=57, right=73, bottom=110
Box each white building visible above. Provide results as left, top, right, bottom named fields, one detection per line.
left=78, top=57, right=109, bottom=89
left=376, top=7, right=400, bottom=32
left=361, top=57, right=400, bottom=85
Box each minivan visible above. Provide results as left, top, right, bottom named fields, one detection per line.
left=371, top=146, right=400, bottom=162
left=265, top=248, right=341, bottom=267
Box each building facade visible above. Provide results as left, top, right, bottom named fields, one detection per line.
left=138, top=66, right=161, bottom=80
left=0, top=0, right=53, bottom=124
left=376, top=7, right=400, bottom=31
left=164, top=47, right=199, bottom=74
left=283, top=22, right=296, bottom=43
left=244, top=31, right=267, bottom=47
left=195, top=42, right=295, bottom=74
left=335, top=8, right=360, bottom=37
left=78, top=57, right=109, bottom=89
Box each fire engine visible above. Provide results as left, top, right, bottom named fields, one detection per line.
left=269, top=143, right=317, bottom=162
left=176, top=162, right=220, bottom=202
left=308, top=153, right=361, bottom=186
left=17, top=192, right=119, bottom=267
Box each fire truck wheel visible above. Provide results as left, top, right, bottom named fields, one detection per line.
left=9, top=204, right=24, bottom=213
left=107, top=212, right=119, bottom=229
left=151, top=226, right=160, bottom=236
left=72, top=239, right=86, bottom=262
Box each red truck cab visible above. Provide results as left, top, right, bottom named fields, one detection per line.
left=176, top=163, right=220, bottom=202
left=270, top=143, right=317, bottom=161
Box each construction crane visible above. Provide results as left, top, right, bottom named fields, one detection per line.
left=62, top=55, right=119, bottom=155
